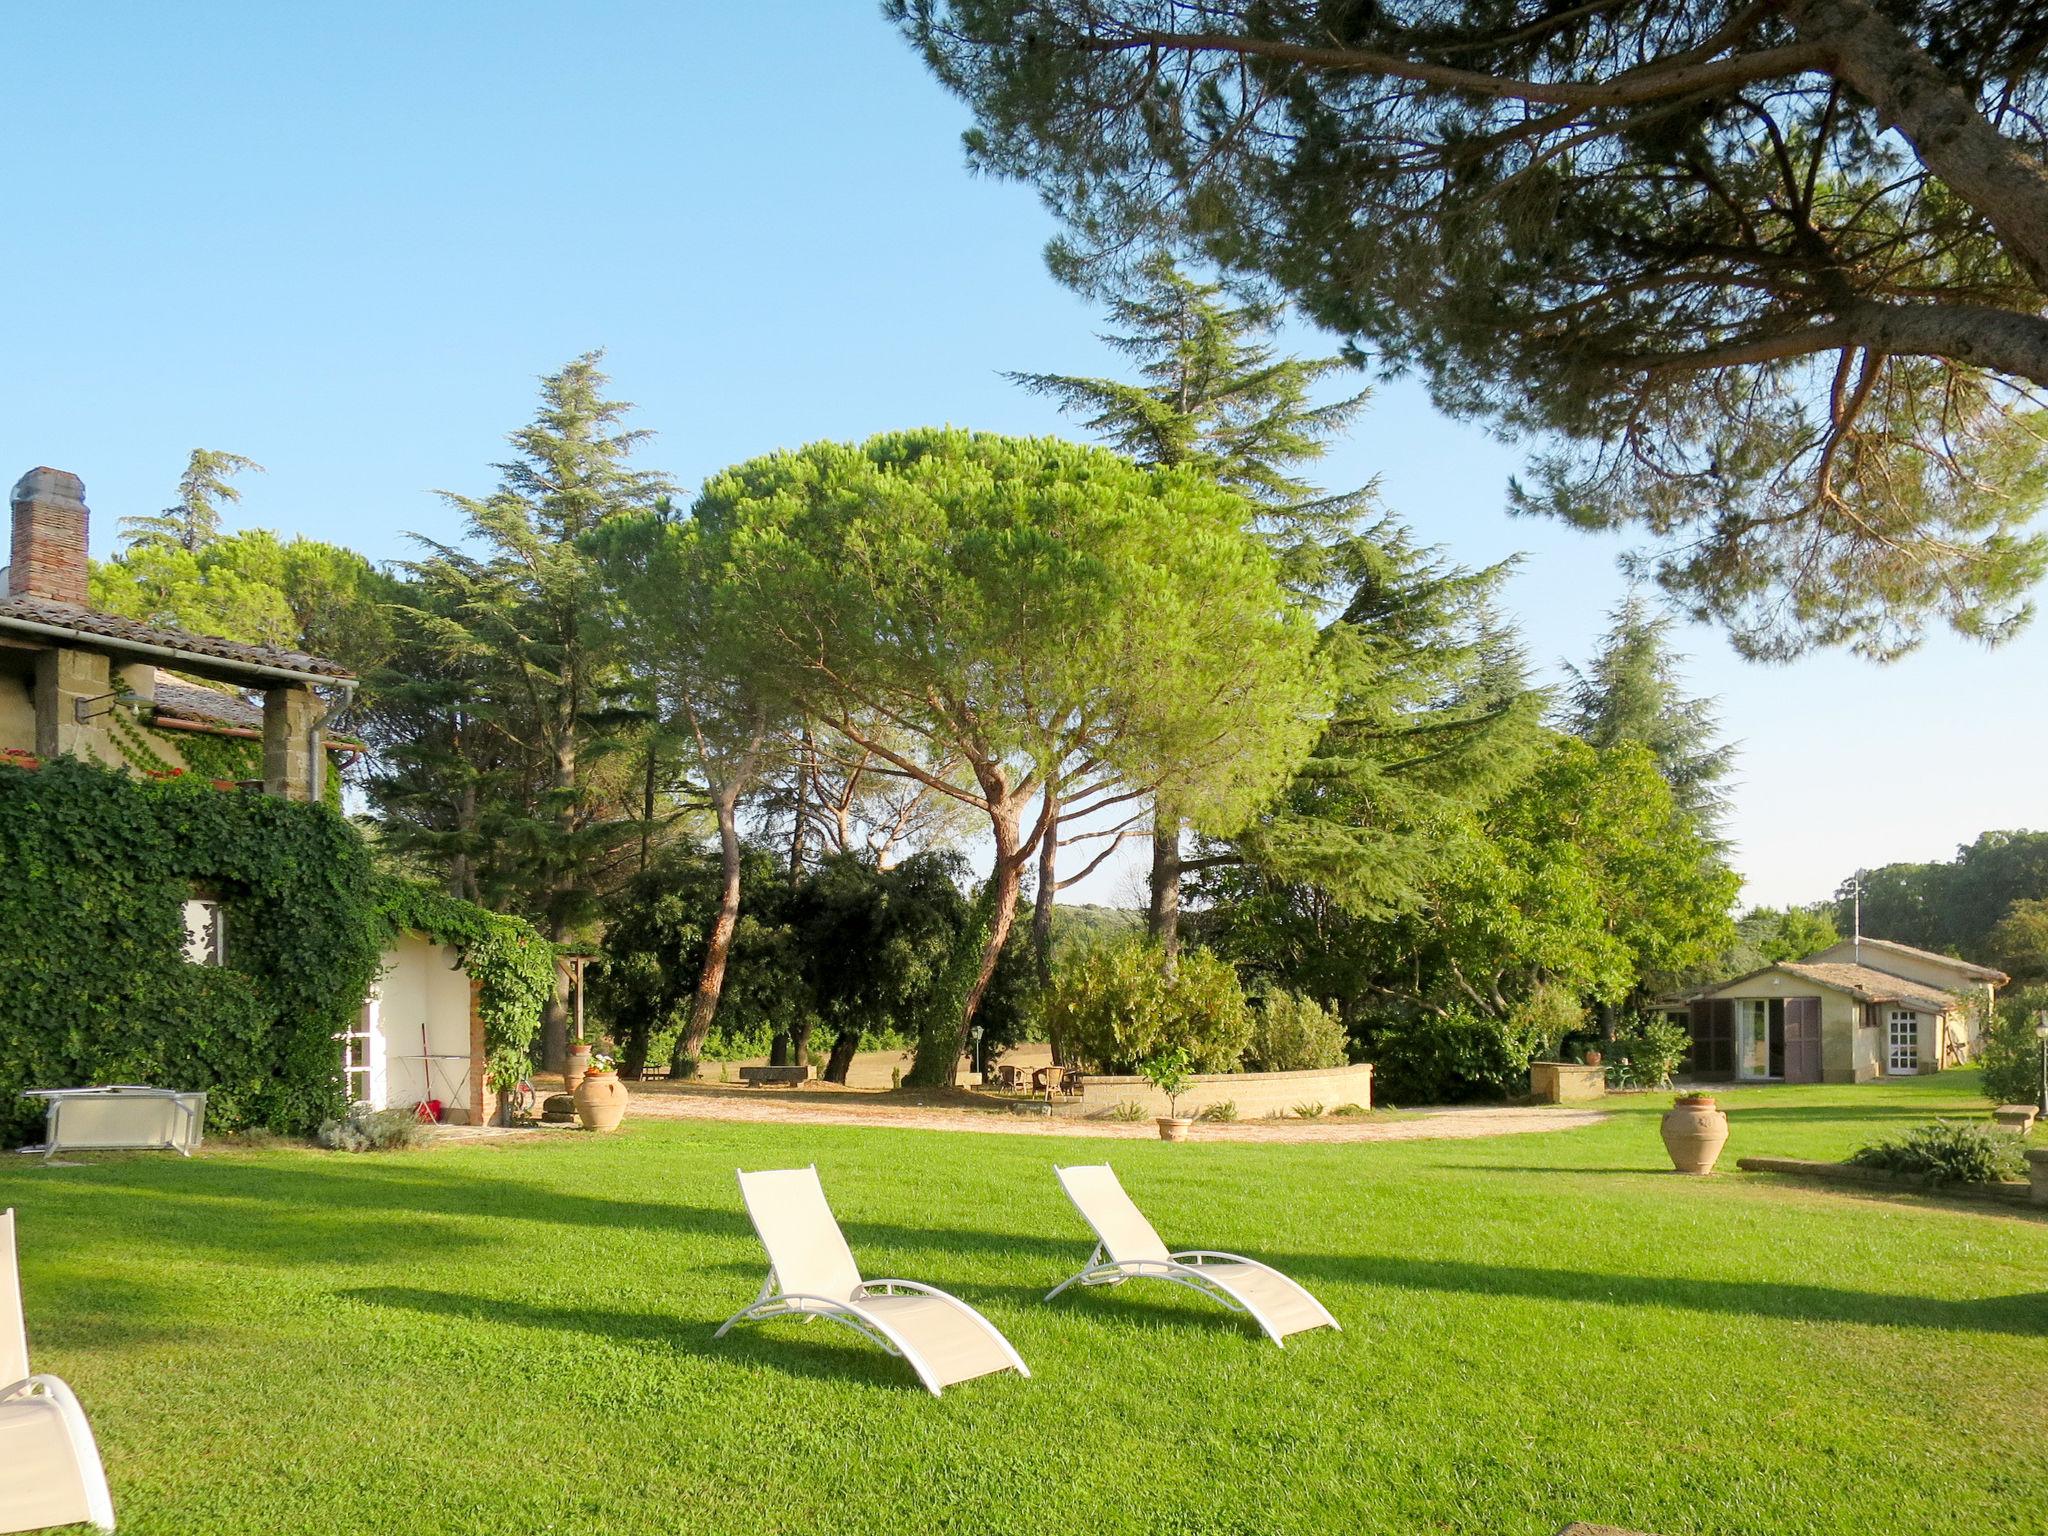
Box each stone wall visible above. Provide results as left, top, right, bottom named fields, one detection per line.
left=1073, top=1061, right=1374, bottom=1119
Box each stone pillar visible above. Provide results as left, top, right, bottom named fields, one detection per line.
left=33, top=646, right=110, bottom=760
left=262, top=684, right=320, bottom=801
left=2028, top=1148, right=2048, bottom=1207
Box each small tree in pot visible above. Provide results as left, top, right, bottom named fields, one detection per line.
left=1139, top=1048, right=1195, bottom=1142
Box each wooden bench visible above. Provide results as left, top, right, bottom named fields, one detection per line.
left=738, top=1065, right=815, bottom=1087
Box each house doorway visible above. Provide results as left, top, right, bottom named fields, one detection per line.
left=1703, top=996, right=1822, bottom=1083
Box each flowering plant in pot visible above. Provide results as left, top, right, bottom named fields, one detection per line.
left=572, top=1051, right=629, bottom=1133
left=1138, top=1048, right=1195, bottom=1142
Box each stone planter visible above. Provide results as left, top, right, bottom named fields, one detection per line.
left=1156, top=1116, right=1192, bottom=1143
left=573, top=1070, right=629, bottom=1133
left=1660, top=1094, right=1729, bottom=1175
left=563, top=1041, right=592, bottom=1095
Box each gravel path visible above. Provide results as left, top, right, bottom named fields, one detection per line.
left=601, top=1091, right=1607, bottom=1144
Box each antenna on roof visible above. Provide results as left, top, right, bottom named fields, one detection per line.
left=1836, top=874, right=1864, bottom=965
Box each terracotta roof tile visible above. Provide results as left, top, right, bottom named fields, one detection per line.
left=0, top=594, right=352, bottom=680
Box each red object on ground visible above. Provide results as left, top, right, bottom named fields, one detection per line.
left=414, top=1099, right=443, bottom=1124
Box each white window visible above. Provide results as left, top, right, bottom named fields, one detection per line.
left=182, top=899, right=224, bottom=965
left=1888, top=1009, right=1919, bottom=1073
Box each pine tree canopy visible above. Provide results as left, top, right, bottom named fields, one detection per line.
left=896, top=0, right=2048, bottom=659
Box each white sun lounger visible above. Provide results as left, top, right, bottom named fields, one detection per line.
left=1046, top=1164, right=1339, bottom=1346
left=716, top=1166, right=1030, bottom=1396
left=0, top=1210, right=116, bottom=1533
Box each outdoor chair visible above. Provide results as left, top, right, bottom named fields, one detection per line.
left=716, top=1166, right=1030, bottom=1396
left=0, top=1210, right=116, bottom=1533
left=1046, top=1164, right=1339, bottom=1346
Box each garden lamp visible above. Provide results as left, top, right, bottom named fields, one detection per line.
left=2035, top=1011, right=2048, bottom=1116
left=972, top=1024, right=985, bottom=1078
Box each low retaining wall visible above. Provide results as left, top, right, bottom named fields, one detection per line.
left=1530, top=1062, right=1605, bottom=1104
left=1074, top=1061, right=1373, bottom=1119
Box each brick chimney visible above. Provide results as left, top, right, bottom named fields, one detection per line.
left=9, top=467, right=90, bottom=606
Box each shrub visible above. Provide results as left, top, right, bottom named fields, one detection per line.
left=1102, top=1099, right=1149, bottom=1123
left=1291, top=1101, right=1325, bottom=1119
left=1980, top=985, right=2048, bottom=1105
left=317, top=1107, right=430, bottom=1153
left=1138, top=1048, right=1195, bottom=1118
left=1330, top=1102, right=1369, bottom=1117
left=1196, top=1100, right=1239, bottom=1122
left=1605, top=1016, right=1692, bottom=1089
left=1039, top=939, right=1252, bottom=1073
left=1509, top=981, right=1586, bottom=1059
left=1849, top=1120, right=2028, bottom=1187
left=1362, top=1007, right=1548, bottom=1105
left=1243, top=988, right=1349, bottom=1072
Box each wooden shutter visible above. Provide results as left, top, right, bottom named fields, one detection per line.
left=1688, top=999, right=1734, bottom=1078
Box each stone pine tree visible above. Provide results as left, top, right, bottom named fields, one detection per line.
left=898, top=1, right=2048, bottom=660
left=374, top=352, right=674, bottom=1067
left=1559, top=594, right=1733, bottom=838
left=677, top=429, right=1323, bottom=1087
left=1010, top=254, right=1374, bottom=961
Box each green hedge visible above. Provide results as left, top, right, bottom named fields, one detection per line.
left=0, top=755, right=382, bottom=1144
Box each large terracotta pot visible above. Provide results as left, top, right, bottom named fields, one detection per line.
left=573, top=1070, right=629, bottom=1133
left=1156, top=1116, right=1192, bottom=1143
left=563, top=1042, right=592, bottom=1095
left=1661, top=1094, right=1729, bottom=1175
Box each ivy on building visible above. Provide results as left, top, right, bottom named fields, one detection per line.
left=0, top=754, right=383, bottom=1144
left=0, top=754, right=552, bottom=1146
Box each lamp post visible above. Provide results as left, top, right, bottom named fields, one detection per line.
left=2035, top=1011, right=2048, bottom=1117
left=972, top=1024, right=985, bottom=1081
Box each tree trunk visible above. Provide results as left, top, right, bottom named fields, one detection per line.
left=1032, top=788, right=1059, bottom=989
left=1788, top=0, right=2048, bottom=296
left=824, top=1026, right=861, bottom=1085
left=769, top=1030, right=790, bottom=1067
left=788, top=726, right=813, bottom=887
left=789, top=1017, right=814, bottom=1070
left=905, top=799, right=1029, bottom=1087
left=1147, top=802, right=1182, bottom=972
left=541, top=923, right=569, bottom=1074
left=675, top=778, right=745, bottom=1063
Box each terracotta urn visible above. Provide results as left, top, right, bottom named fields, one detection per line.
left=1156, top=1116, right=1192, bottom=1143
left=573, top=1069, right=629, bottom=1133
left=1660, top=1093, right=1728, bottom=1175
left=562, top=1041, right=592, bottom=1095
left=1584, top=1049, right=1604, bottom=1067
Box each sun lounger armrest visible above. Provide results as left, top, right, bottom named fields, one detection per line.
left=856, top=1279, right=953, bottom=1299
left=1171, top=1249, right=1268, bottom=1268
left=1, top=1372, right=116, bottom=1531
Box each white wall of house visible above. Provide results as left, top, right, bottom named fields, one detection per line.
left=353, top=932, right=481, bottom=1123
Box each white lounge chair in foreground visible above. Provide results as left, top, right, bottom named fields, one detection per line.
left=716, top=1166, right=1030, bottom=1396
left=1046, top=1164, right=1340, bottom=1346
left=0, top=1210, right=115, bottom=1533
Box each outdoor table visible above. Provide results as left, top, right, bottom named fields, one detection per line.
left=21, top=1085, right=207, bottom=1160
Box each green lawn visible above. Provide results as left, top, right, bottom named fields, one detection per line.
left=5, top=1074, right=2045, bottom=1536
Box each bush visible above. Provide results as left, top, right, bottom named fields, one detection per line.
left=1243, top=988, right=1349, bottom=1072
left=1102, top=1099, right=1148, bottom=1123
left=1291, top=1101, right=1325, bottom=1119
left=1196, top=1100, right=1239, bottom=1122
left=1605, top=1015, right=1692, bottom=1089
left=1509, top=981, right=1586, bottom=1059
left=317, top=1107, right=430, bottom=1153
left=1849, top=1120, right=2028, bottom=1187
left=1039, top=939, right=1252, bottom=1074
left=1362, top=1006, right=1549, bottom=1105
left=1980, top=984, right=2048, bottom=1105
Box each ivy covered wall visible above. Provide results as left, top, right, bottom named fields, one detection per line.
left=0, top=754, right=382, bottom=1144
left=0, top=755, right=551, bottom=1145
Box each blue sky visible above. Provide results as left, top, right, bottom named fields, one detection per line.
left=3, top=2, right=2040, bottom=910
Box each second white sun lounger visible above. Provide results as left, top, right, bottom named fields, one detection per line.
left=0, top=1210, right=116, bottom=1534
left=716, top=1166, right=1029, bottom=1396
left=1046, top=1164, right=1339, bottom=1346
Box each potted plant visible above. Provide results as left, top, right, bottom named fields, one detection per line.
left=572, top=1050, right=630, bottom=1133
left=1583, top=1046, right=1604, bottom=1067
left=1660, top=1090, right=1729, bottom=1175
left=1138, top=1048, right=1195, bottom=1142
left=563, top=1037, right=593, bottom=1095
